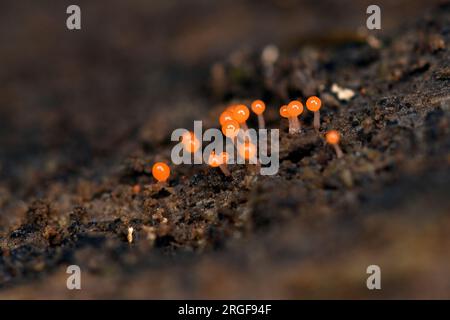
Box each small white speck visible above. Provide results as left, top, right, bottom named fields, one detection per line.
left=127, top=227, right=134, bottom=244
left=331, top=83, right=355, bottom=101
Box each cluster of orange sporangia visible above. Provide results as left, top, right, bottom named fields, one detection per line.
left=278, top=96, right=343, bottom=157
left=143, top=96, right=343, bottom=183
left=279, top=96, right=322, bottom=133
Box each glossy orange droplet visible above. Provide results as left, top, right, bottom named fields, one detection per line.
left=208, top=152, right=224, bottom=167
left=326, top=130, right=340, bottom=145
left=306, top=96, right=322, bottom=112
left=152, top=162, right=170, bottom=182
left=232, top=104, right=250, bottom=123
left=181, top=131, right=200, bottom=153
left=287, top=100, right=304, bottom=117
left=238, top=141, right=257, bottom=160
left=222, top=120, right=240, bottom=138
left=279, top=105, right=290, bottom=118
left=251, top=100, right=266, bottom=115
left=219, top=111, right=234, bottom=126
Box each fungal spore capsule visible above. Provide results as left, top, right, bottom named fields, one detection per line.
left=222, top=119, right=240, bottom=145
left=286, top=100, right=304, bottom=134
left=326, top=130, right=344, bottom=158
left=306, top=96, right=322, bottom=131
left=251, top=99, right=266, bottom=129
left=232, top=104, right=250, bottom=131
left=279, top=104, right=292, bottom=133
left=219, top=110, right=234, bottom=126
left=208, top=151, right=231, bottom=176
left=152, top=162, right=171, bottom=183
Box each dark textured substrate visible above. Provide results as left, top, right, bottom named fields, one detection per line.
left=0, top=3, right=449, bottom=298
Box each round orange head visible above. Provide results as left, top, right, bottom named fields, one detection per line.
left=208, top=152, right=223, bottom=168
left=306, top=96, right=322, bottom=112
left=219, top=111, right=234, bottom=126
left=181, top=131, right=200, bottom=153
left=232, top=104, right=250, bottom=123
left=287, top=100, right=304, bottom=117
left=251, top=100, right=266, bottom=115
left=222, top=120, right=240, bottom=138
left=279, top=105, right=290, bottom=118
left=238, top=141, right=257, bottom=160
left=152, top=162, right=170, bottom=182
left=326, top=130, right=340, bottom=145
